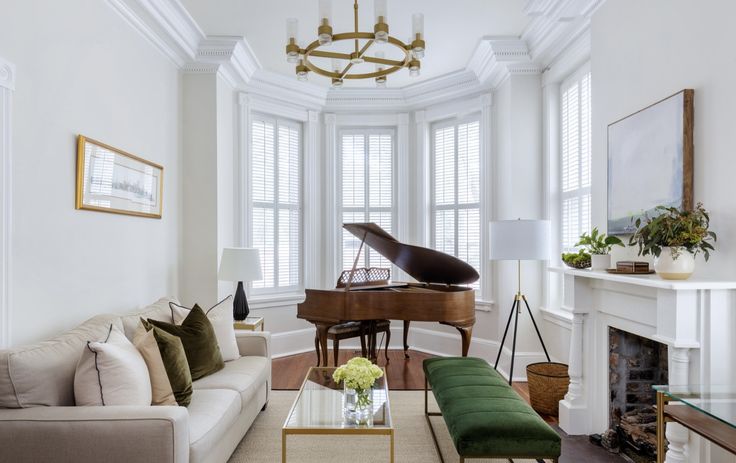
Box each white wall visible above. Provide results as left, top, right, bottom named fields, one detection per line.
left=592, top=0, right=736, bottom=279
left=0, top=0, right=181, bottom=346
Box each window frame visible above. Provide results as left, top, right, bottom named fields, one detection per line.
left=429, top=114, right=482, bottom=288
left=559, top=63, right=592, bottom=254
left=336, top=127, right=398, bottom=278
left=249, top=112, right=304, bottom=296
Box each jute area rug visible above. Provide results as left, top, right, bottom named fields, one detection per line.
left=228, top=390, right=548, bottom=463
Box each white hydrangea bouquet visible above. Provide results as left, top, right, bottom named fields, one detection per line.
left=333, top=357, right=383, bottom=416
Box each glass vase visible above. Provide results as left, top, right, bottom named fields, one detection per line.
left=343, top=384, right=373, bottom=426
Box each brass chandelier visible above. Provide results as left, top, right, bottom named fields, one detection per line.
left=285, top=0, right=426, bottom=88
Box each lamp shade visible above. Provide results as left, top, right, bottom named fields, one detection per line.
left=218, top=248, right=263, bottom=282
left=489, top=219, right=550, bottom=261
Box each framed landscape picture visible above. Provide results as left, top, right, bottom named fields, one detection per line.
left=76, top=135, right=163, bottom=218
left=607, top=89, right=693, bottom=235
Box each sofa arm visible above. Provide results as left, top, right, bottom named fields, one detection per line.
left=235, top=331, right=271, bottom=358
left=0, top=405, right=188, bottom=463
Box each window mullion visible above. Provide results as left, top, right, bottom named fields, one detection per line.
left=273, top=122, right=280, bottom=288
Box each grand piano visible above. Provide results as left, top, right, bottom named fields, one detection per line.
left=298, top=223, right=480, bottom=366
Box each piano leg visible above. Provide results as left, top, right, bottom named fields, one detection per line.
left=315, top=323, right=332, bottom=367
left=455, top=325, right=473, bottom=357
left=402, top=321, right=411, bottom=359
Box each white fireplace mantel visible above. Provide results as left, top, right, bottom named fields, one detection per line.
left=550, top=267, right=736, bottom=463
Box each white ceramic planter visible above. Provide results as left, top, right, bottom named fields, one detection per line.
left=590, top=254, right=612, bottom=270
left=654, top=247, right=695, bottom=280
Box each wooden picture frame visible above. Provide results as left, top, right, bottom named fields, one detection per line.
left=75, top=135, right=163, bottom=218
left=607, top=89, right=693, bottom=235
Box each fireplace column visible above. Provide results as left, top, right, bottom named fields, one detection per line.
left=664, top=347, right=691, bottom=463
left=559, top=312, right=588, bottom=434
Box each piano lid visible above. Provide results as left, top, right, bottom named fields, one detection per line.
left=343, top=223, right=480, bottom=285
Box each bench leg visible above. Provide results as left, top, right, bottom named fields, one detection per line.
left=314, top=336, right=320, bottom=366
left=385, top=327, right=391, bottom=364
left=333, top=338, right=339, bottom=367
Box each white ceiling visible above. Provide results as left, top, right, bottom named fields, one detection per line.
left=180, top=0, right=531, bottom=88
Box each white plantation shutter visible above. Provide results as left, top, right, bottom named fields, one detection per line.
left=251, top=115, right=301, bottom=292
left=561, top=69, right=592, bottom=252
left=431, top=118, right=481, bottom=288
left=339, top=129, right=395, bottom=274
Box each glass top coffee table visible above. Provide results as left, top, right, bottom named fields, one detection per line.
left=654, top=385, right=736, bottom=463
left=282, top=367, right=393, bottom=463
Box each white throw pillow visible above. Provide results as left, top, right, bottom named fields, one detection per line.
left=170, top=296, right=240, bottom=362
left=74, top=325, right=152, bottom=406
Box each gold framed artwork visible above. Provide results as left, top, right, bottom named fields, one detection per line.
left=76, top=135, right=163, bottom=218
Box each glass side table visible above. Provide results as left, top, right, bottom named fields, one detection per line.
left=654, top=385, right=736, bottom=463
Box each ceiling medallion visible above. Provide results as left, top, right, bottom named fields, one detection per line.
left=285, top=0, right=425, bottom=88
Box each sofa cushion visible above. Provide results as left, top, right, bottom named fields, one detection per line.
left=133, top=325, right=180, bottom=406
left=170, top=297, right=239, bottom=362
left=0, top=314, right=123, bottom=408
left=74, top=325, right=152, bottom=406
left=187, top=389, right=241, bottom=455
left=146, top=306, right=225, bottom=381
left=120, top=297, right=178, bottom=340
left=192, top=356, right=269, bottom=406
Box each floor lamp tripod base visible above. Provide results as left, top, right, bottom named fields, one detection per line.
left=493, top=292, right=551, bottom=385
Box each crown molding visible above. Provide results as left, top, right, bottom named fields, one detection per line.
left=0, top=58, right=14, bottom=91
left=107, top=0, right=601, bottom=112
left=106, top=0, right=204, bottom=66
left=247, top=70, right=327, bottom=110
left=520, top=0, right=603, bottom=69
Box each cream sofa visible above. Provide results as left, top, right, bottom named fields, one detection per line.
left=0, top=297, right=271, bottom=463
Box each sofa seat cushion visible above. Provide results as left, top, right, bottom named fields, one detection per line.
left=187, top=388, right=241, bottom=450
left=192, top=356, right=269, bottom=406
left=424, top=357, right=561, bottom=459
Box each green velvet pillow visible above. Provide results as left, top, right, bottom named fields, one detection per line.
left=146, top=305, right=225, bottom=381
left=140, top=319, right=193, bottom=407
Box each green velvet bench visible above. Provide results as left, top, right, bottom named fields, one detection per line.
left=423, top=357, right=561, bottom=463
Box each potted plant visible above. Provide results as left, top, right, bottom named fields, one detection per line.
left=575, top=227, right=624, bottom=270
left=628, top=202, right=716, bottom=280
left=561, top=249, right=592, bottom=269
left=333, top=357, right=384, bottom=425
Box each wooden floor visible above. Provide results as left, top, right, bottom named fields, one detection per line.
left=272, top=348, right=558, bottom=424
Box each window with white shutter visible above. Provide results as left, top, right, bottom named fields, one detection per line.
left=250, top=115, right=301, bottom=293
left=430, top=118, right=481, bottom=288
left=560, top=68, right=592, bottom=252
left=338, top=129, right=395, bottom=274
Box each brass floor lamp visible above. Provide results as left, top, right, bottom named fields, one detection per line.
left=489, top=219, right=551, bottom=385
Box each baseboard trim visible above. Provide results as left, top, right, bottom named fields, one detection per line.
left=269, top=325, right=551, bottom=381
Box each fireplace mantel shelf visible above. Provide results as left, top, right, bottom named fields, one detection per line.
left=549, top=266, right=736, bottom=291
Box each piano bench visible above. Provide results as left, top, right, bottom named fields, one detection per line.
left=314, top=320, right=391, bottom=367
left=423, top=357, right=561, bottom=463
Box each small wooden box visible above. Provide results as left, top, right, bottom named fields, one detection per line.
left=616, top=261, right=649, bottom=273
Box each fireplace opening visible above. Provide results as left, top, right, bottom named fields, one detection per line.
left=603, top=327, right=668, bottom=462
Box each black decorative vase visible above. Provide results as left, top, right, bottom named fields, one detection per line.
left=233, top=281, right=250, bottom=321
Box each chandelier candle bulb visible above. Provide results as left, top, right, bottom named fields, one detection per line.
left=409, top=59, right=421, bottom=77
left=374, top=0, right=389, bottom=44
left=296, top=59, right=309, bottom=81
left=375, top=51, right=386, bottom=87
left=317, top=0, right=333, bottom=45
left=285, top=18, right=299, bottom=63
left=411, top=13, right=425, bottom=58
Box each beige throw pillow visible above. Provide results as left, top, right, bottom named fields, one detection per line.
left=170, top=296, right=240, bottom=361
left=133, top=326, right=177, bottom=406
left=74, top=325, right=152, bottom=406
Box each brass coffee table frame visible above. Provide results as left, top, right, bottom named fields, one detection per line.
left=281, top=367, right=394, bottom=463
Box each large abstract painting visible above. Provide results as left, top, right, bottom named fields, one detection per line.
left=76, top=135, right=163, bottom=218
left=607, top=89, right=693, bottom=235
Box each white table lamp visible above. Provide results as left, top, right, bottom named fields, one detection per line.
left=489, top=219, right=551, bottom=384
left=219, top=248, right=263, bottom=321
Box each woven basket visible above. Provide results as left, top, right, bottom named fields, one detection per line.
left=526, top=362, right=570, bottom=416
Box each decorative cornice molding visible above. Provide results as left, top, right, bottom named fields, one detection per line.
left=107, top=0, right=600, bottom=111
left=323, top=113, right=337, bottom=125
left=0, top=58, right=15, bottom=91
left=106, top=0, right=204, bottom=66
